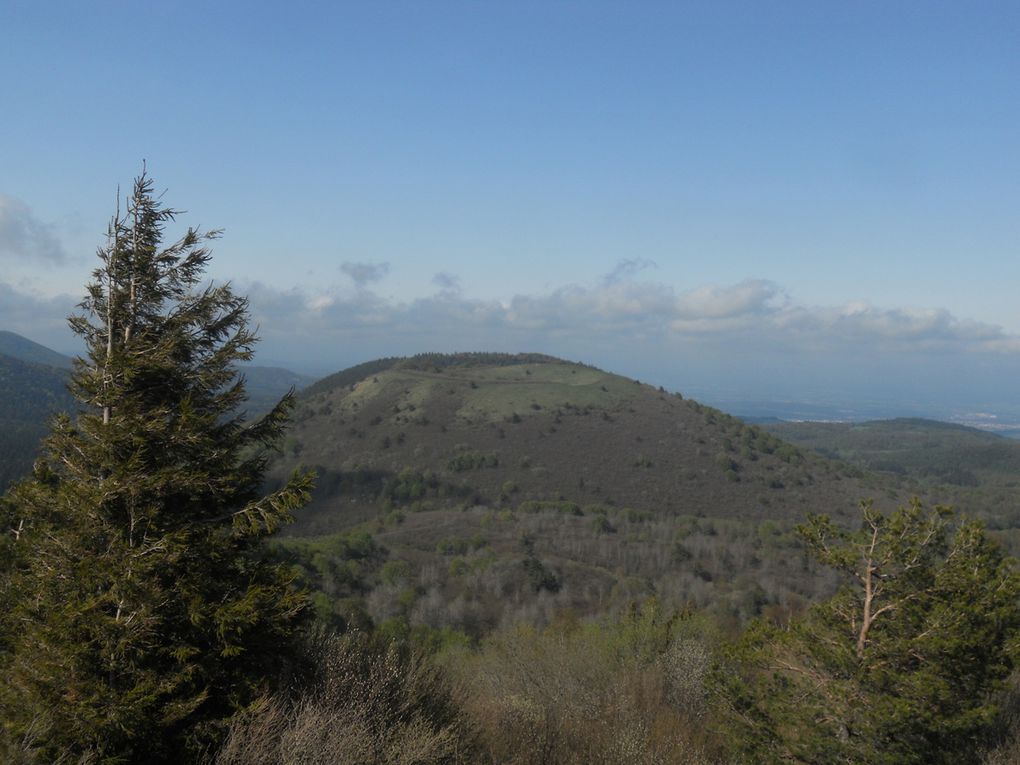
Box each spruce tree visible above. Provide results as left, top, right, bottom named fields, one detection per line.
left=0, top=172, right=314, bottom=762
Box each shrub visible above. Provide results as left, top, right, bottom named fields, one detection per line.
left=447, top=451, right=499, bottom=472
left=215, top=631, right=477, bottom=765
left=449, top=600, right=725, bottom=764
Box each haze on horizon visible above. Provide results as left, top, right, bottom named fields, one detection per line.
left=2, top=1, right=1019, bottom=421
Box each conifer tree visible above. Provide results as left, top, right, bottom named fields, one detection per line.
left=718, top=499, right=1020, bottom=764
left=0, top=171, right=314, bottom=762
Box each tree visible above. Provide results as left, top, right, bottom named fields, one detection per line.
left=0, top=172, right=314, bottom=762
left=718, top=499, right=1020, bottom=765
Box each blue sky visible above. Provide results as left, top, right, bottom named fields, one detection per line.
left=2, top=2, right=1019, bottom=418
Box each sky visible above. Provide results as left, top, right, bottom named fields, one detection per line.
left=2, top=1, right=1019, bottom=420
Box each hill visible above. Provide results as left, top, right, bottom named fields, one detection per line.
left=0, top=352, right=75, bottom=489
left=764, top=417, right=1020, bottom=532
left=0, top=330, right=314, bottom=487
left=266, top=353, right=905, bottom=635
left=275, top=353, right=891, bottom=530
left=241, top=364, right=316, bottom=415
left=0, top=330, right=73, bottom=369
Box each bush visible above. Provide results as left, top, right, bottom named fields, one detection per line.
left=447, top=451, right=499, bottom=472
left=215, top=631, right=477, bottom=765
left=522, top=556, right=561, bottom=593
left=448, top=600, right=725, bottom=764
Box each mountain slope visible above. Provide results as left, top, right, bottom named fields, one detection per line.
left=0, top=330, right=314, bottom=488
left=267, top=353, right=903, bottom=633
left=0, top=330, right=73, bottom=369
left=241, top=365, right=316, bottom=415
left=0, top=352, right=75, bottom=488
left=273, top=353, right=887, bottom=531
left=765, top=417, right=1020, bottom=529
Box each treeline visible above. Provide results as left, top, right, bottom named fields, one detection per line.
left=397, top=351, right=566, bottom=372
left=271, top=454, right=843, bottom=639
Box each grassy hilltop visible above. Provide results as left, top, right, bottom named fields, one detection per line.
left=267, top=353, right=903, bottom=633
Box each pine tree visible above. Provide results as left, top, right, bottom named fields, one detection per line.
left=718, top=499, right=1020, bottom=764
left=0, top=171, right=314, bottom=762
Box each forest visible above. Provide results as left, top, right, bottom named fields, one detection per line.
left=3, top=176, right=1020, bottom=765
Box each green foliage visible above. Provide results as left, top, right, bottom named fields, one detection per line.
left=436, top=536, right=470, bottom=555
left=383, top=467, right=439, bottom=502
left=278, top=532, right=382, bottom=583
left=591, top=514, right=616, bottom=534
left=0, top=173, right=313, bottom=762
left=522, top=554, right=561, bottom=593
left=718, top=499, right=1020, bottom=764
left=447, top=450, right=499, bottom=471
left=274, top=531, right=384, bottom=632
left=774, top=443, right=802, bottom=464
left=380, top=559, right=412, bottom=586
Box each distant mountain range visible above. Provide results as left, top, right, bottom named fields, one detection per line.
left=0, top=330, right=314, bottom=489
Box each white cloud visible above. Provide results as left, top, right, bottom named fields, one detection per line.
left=0, top=195, right=67, bottom=262
left=5, top=261, right=1019, bottom=377
left=675, top=279, right=782, bottom=320
left=769, top=302, right=1017, bottom=354
left=239, top=264, right=1020, bottom=363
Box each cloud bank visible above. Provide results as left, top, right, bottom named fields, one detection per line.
left=240, top=265, right=1019, bottom=361
left=3, top=260, right=1018, bottom=411
left=0, top=195, right=66, bottom=263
